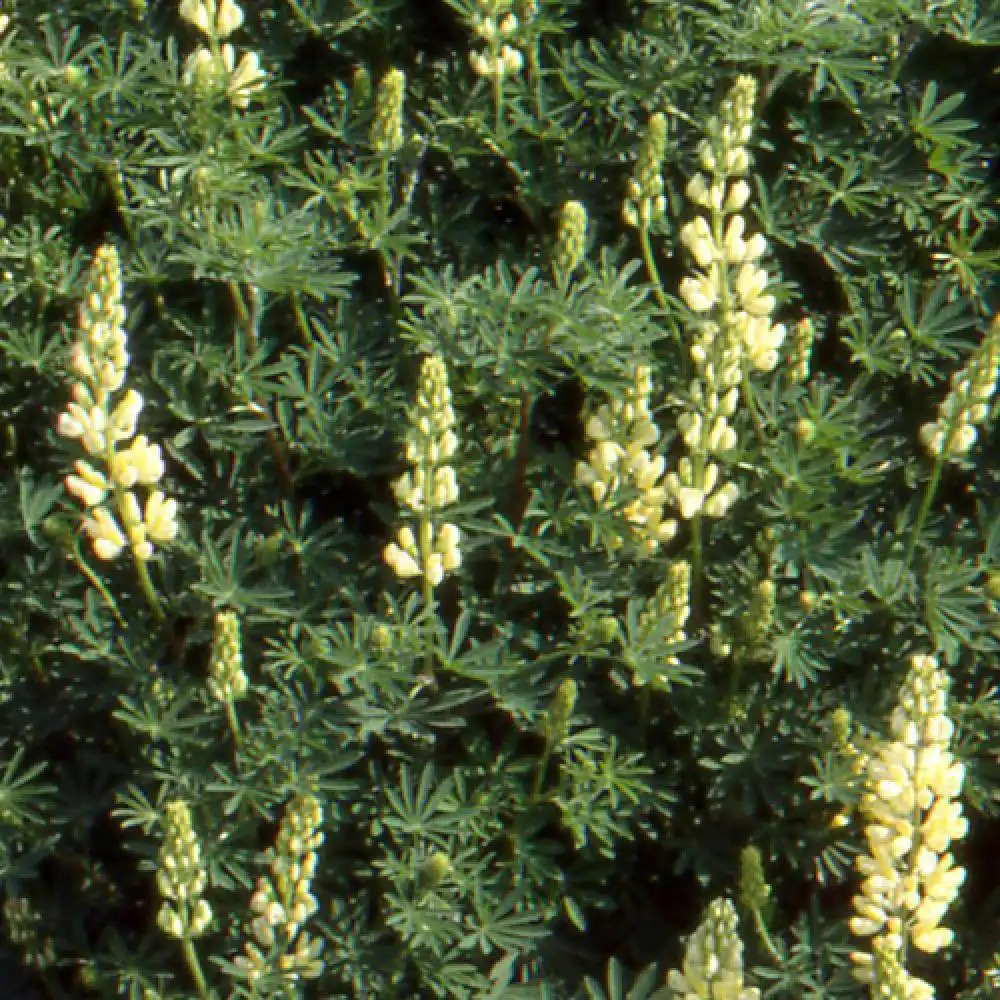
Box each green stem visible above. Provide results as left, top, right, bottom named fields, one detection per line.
left=224, top=699, right=242, bottom=750
left=283, top=0, right=323, bottom=36
left=493, top=70, right=504, bottom=137
left=420, top=519, right=437, bottom=684
left=134, top=557, right=165, bottom=621
left=740, top=374, right=770, bottom=444
left=638, top=224, right=670, bottom=314
left=71, top=540, right=126, bottom=630
left=904, top=456, right=943, bottom=570
left=689, top=511, right=704, bottom=616
left=530, top=740, right=553, bottom=802
left=181, top=937, right=212, bottom=1000
left=750, top=905, right=783, bottom=965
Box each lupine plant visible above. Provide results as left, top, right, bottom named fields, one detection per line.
left=0, top=1, right=999, bottom=999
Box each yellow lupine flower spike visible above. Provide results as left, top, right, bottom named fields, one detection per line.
left=57, top=245, right=179, bottom=567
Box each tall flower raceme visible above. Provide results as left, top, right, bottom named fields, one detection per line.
left=230, top=794, right=325, bottom=985
left=384, top=355, right=462, bottom=590
left=625, top=559, right=691, bottom=688
left=575, top=364, right=678, bottom=557
left=178, top=0, right=266, bottom=109
left=666, top=897, right=760, bottom=1000
left=667, top=75, right=785, bottom=527
left=466, top=0, right=526, bottom=81
left=56, top=245, right=178, bottom=608
left=156, top=801, right=213, bottom=941
left=850, top=654, right=968, bottom=1000
left=156, top=800, right=213, bottom=999
left=622, top=111, right=670, bottom=311
left=906, top=315, right=1000, bottom=566
left=918, top=314, right=1000, bottom=462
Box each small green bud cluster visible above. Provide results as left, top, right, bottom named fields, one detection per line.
left=553, top=200, right=589, bottom=282
left=179, top=0, right=266, bottom=109
left=576, top=364, right=678, bottom=556
left=57, top=245, right=179, bottom=562
left=156, top=801, right=212, bottom=939
left=630, top=559, right=691, bottom=686
left=542, top=678, right=578, bottom=746
left=737, top=845, right=771, bottom=914
left=208, top=610, right=248, bottom=703
left=919, top=315, right=1000, bottom=461
left=384, top=355, right=462, bottom=588
left=468, top=0, right=525, bottom=79
left=372, top=68, right=406, bottom=155
left=788, top=317, right=816, bottom=385
left=232, top=794, right=325, bottom=983
left=419, top=851, right=454, bottom=890
left=740, top=578, right=776, bottom=655
left=850, top=654, right=968, bottom=997
left=622, top=112, right=667, bottom=229
left=667, top=897, right=759, bottom=1000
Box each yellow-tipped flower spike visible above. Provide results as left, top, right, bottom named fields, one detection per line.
left=630, top=559, right=691, bottom=687
left=667, top=76, right=786, bottom=526
left=576, top=364, right=677, bottom=555
left=179, top=0, right=244, bottom=41
left=208, top=611, right=248, bottom=703
left=468, top=0, right=524, bottom=79
left=666, top=898, right=759, bottom=1000
left=919, top=315, right=1000, bottom=462
left=156, top=801, right=212, bottom=940
left=231, top=795, right=326, bottom=984
left=179, top=0, right=266, bottom=108
left=57, top=245, right=179, bottom=565
left=850, top=654, right=967, bottom=998
left=623, top=112, right=667, bottom=229
left=384, top=355, right=462, bottom=589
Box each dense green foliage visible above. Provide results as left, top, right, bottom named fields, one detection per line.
left=0, top=1, right=999, bottom=998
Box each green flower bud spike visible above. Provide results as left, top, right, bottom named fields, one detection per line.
left=738, top=846, right=781, bottom=961
left=372, top=67, right=406, bottom=155
left=553, top=200, right=588, bottom=285
left=208, top=610, right=249, bottom=746
left=534, top=678, right=578, bottom=799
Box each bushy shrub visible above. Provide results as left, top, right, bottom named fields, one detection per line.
left=0, top=1, right=998, bottom=998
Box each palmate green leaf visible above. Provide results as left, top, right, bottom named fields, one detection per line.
left=0, top=744, right=54, bottom=829
left=462, top=888, right=547, bottom=955
left=17, top=469, right=62, bottom=546
left=895, top=274, right=979, bottom=385
left=770, top=630, right=828, bottom=688
left=922, top=547, right=996, bottom=661
left=942, top=6, right=1000, bottom=45
left=910, top=82, right=977, bottom=156
left=380, top=763, right=470, bottom=839
left=189, top=521, right=296, bottom=612
left=582, top=958, right=668, bottom=1000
